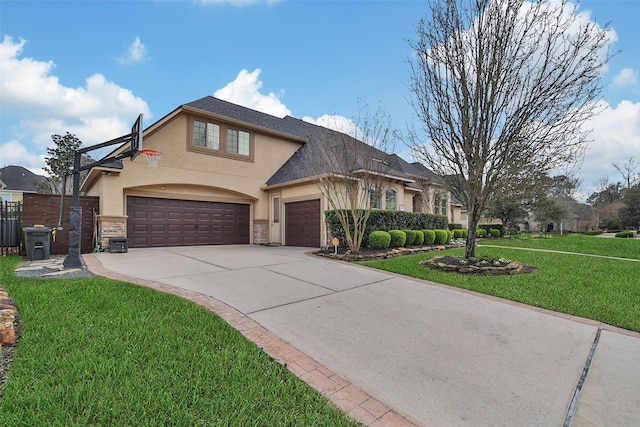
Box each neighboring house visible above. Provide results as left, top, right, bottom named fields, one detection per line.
left=0, top=166, right=46, bottom=203
left=520, top=200, right=599, bottom=233
left=81, top=96, right=457, bottom=249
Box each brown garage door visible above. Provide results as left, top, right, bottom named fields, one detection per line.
left=127, top=196, right=250, bottom=248
left=285, top=199, right=320, bottom=247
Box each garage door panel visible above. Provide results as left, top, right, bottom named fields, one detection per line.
left=285, top=199, right=320, bottom=247
left=127, top=196, right=249, bottom=248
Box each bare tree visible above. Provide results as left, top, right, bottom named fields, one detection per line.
left=613, top=157, right=639, bottom=189
left=295, top=105, right=395, bottom=252
left=407, top=0, right=613, bottom=258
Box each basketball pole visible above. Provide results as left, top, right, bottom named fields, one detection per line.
left=61, top=114, right=143, bottom=269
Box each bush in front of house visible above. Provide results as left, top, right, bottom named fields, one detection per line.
left=423, top=229, right=436, bottom=245
left=369, top=231, right=391, bottom=249
left=477, top=224, right=503, bottom=235
left=490, top=228, right=501, bottom=238
left=446, top=230, right=453, bottom=243
left=461, top=229, right=469, bottom=238
left=403, top=229, right=417, bottom=245
left=414, top=230, right=425, bottom=245
left=452, top=229, right=463, bottom=239
left=389, top=229, right=407, bottom=247
left=324, top=209, right=448, bottom=248
left=615, top=230, right=635, bottom=238
left=476, top=229, right=487, bottom=238
left=434, top=229, right=449, bottom=245
left=585, top=230, right=604, bottom=236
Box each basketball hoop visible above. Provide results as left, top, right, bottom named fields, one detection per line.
left=140, top=149, right=162, bottom=167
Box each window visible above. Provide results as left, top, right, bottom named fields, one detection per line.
left=273, top=196, right=280, bottom=223
left=370, top=187, right=382, bottom=209
left=193, top=120, right=220, bottom=150
left=434, top=193, right=448, bottom=216
left=385, top=189, right=397, bottom=210
left=227, top=129, right=250, bottom=156
left=189, top=117, right=254, bottom=161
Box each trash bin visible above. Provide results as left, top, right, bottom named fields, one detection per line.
left=109, top=237, right=128, bottom=253
left=23, top=227, right=51, bottom=261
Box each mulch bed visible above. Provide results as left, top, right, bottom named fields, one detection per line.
left=422, top=255, right=537, bottom=276
left=314, top=244, right=458, bottom=261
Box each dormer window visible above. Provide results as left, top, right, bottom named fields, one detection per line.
left=193, top=120, right=220, bottom=150
left=189, top=117, right=254, bottom=162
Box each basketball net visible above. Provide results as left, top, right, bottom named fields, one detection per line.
left=140, top=149, right=162, bottom=167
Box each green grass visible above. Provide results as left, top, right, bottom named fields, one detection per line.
left=0, top=257, right=361, bottom=426
left=360, top=236, right=640, bottom=332
left=479, top=233, right=640, bottom=259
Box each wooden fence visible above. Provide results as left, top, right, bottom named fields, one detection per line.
left=22, top=193, right=99, bottom=255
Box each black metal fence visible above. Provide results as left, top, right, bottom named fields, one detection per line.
left=1, top=201, right=22, bottom=256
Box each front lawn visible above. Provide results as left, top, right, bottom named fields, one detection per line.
left=478, top=233, right=640, bottom=259
left=360, top=235, right=640, bottom=332
left=0, top=256, right=360, bottom=426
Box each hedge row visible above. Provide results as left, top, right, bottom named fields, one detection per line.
left=369, top=229, right=453, bottom=249
left=325, top=209, right=448, bottom=247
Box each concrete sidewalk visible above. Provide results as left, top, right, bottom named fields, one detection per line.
left=87, top=245, right=640, bottom=426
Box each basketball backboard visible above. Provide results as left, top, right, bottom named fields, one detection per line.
left=130, top=113, right=143, bottom=160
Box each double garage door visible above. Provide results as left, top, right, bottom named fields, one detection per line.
left=127, top=196, right=249, bottom=248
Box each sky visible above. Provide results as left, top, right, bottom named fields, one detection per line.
left=1, top=0, right=639, bottom=201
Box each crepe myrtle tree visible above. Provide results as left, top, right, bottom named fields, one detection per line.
left=407, top=0, right=614, bottom=258
left=297, top=104, right=396, bottom=253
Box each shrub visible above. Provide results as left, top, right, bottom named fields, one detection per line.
left=490, top=228, right=501, bottom=238
left=615, top=230, right=635, bottom=238
left=448, top=223, right=462, bottom=230
left=477, top=223, right=503, bottom=235
left=369, top=231, right=391, bottom=249
left=403, top=229, right=417, bottom=245
left=413, top=230, right=424, bottom=245
left=423, top=229, right=436, bottom=245
left=476, top=229, right=487, bottom=238
left=445, top=230, right=453, bottom=244
left=585, top=230, right=604, bottom=236
left=388, top=230, right=407, bottom=247
left=452, top=229, right=463, bottom=239
left=324, top=209, right=448, bottom=248
left=508, top=228, right=519, bottom=236
left=461, top=229, right=469, bottom=238
left=434, top=229, right=449, bottom=245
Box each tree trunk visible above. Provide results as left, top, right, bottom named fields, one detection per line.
left=465, top=213, right=480, bottom=259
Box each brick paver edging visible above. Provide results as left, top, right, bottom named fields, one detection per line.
left=82, top=254, right=417, bottom=427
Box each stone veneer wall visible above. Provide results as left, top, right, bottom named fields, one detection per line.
left=253, top=220, right=268, bottom=245
left=98, top=216, right=127, bottom=248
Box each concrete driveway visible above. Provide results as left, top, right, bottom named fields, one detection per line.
left=87, top=245, right=640, bottom=426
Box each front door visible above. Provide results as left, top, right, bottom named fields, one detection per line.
left=270, top=194, right=281, bottom=244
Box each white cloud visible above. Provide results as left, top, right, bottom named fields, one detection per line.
left=115, top=37, right=150, bottom=65
left=611, top=68, right=638, bottom=89
left=214, top=68, right=291, bottom=117
left=0, top=35, right=151, bottom=171
left=0, top=139, right=45, bottom=172
left=302, top=114, right=360, bottom=136
left=580, top=100, right=640, bottom=196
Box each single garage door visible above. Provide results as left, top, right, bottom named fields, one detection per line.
left=127, top=196, right=250, bottom=248
left=285, top=199, right=320, bottom=247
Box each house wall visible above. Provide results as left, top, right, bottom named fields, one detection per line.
left=85, top=113, right=303, bottom=245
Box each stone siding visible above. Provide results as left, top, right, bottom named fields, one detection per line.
left=254, top=220, right=269, bottom=244
left=98, top=216, right=127, bottom=248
